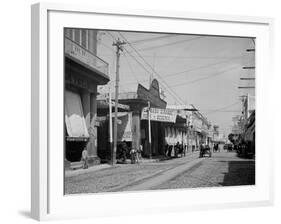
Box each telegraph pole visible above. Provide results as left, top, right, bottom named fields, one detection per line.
left=148, top=101, right=152, bottom=159
left=111, top=39, right=126, bottom=165
left=108, top=83, right=113, bottom=164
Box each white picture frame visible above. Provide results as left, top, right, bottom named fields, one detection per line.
left=31, top=2, right=274, bottom=221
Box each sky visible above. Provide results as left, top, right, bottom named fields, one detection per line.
left=96, top=30, right=255, bottom=136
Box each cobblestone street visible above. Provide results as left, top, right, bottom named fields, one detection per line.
left=153, top=151, right=255, bottom=190
left=65, top=150, right=255, bottom=194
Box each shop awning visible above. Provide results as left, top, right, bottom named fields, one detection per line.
left=65, top=90, right=89, bottom=140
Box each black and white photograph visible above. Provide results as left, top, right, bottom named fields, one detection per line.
left=64, top=28, right=255, bottom=195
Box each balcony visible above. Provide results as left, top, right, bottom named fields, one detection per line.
left=65, top=37, right=109, bottom=77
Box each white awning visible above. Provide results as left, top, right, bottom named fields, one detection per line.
left=65, top=90, right=89, bottom=139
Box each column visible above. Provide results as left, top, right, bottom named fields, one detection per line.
left=81, top=90, right=91, bottom=153
left=132, top=110, right=141, bottom=151
left=88, top=92, right=100, bottom=165
left=81, top=91, right=91, bottom=130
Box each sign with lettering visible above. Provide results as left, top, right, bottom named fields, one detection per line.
left=141, top=107, right=177, bottom=123
left=65, top=37, right=108, bottom=75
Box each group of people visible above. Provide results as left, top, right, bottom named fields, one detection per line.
left=165, top=142, right=187, bottom=158
left=118, top=141, right=143, bottom=164
left=80, top=141, right=144, bottom=169
left=213, top=143, right=220, bottom=152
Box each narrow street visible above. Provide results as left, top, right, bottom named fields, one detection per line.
left=65, top=150, right=254, bottom=194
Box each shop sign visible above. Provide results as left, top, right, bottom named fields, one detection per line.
left=141, top=107, right=177, bottom=123
left=65, top=37, right=108, bottom=75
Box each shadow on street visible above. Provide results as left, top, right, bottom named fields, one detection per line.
left=218, top=160, right=255, bottom=186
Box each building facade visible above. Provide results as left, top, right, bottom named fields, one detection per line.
left=96, top=80, right=214, bottom=161
left=97, top=79, right=168, bottom=159
left=64, top=28, right=110, bottom=168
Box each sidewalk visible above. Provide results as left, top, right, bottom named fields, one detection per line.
left=65, top=164, right=112, bottom=178
left=65, top=151, right=199, bottom=178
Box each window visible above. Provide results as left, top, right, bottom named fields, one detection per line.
left=74, top=29, right=80, bottom=44
left=65, top=28, right=73, bottom=39
left=81, top=29, right=88, bottom=49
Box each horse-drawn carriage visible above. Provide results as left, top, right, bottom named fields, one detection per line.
left=199, top=144, right=212, bottom=158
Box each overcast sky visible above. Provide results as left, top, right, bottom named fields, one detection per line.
left=96, top=30, right=255, bottom=136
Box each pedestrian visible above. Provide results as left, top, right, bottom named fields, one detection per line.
left=199, top=142, right=204, bottom=158
left=165, top=144, right=169, bottom=156
left=175, top=142, right=180, bottom=157
left=121, top=141, right=128, bottom=163
left=136, top=144, right=143, bottom=162
left=130, top=148, right=137, bottom=164
left=81, top=148, right=88, bottom=169
left=168, top=145, right=172, bottom=157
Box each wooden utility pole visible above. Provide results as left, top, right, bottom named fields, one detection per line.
left=238, top=86, right=255, bottom=89
left=112, top=39, right=126, bottom=165
left=240, top=78, right=255, bottom=80
left=108, top=83, right=113, bottom=164
left=242, top=66, right=255, bottom=69
left=148, top=101, right=152, bottom=159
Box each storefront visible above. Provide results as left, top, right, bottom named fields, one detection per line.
left=96, top=79, right=168, bottom=158
left=64, top=32, right=110, bottom=168
left=140, top=107, right=177, bottom=156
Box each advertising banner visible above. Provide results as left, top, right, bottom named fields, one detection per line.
left=141, top=107, right=177, bottom=123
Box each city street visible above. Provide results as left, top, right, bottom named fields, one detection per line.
left=65, top=150, right=255, bottom=194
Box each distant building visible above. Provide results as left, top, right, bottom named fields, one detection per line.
left=242, top=94, right=255, bottom=119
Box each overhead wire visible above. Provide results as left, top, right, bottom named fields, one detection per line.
left=129, top=34, right=176, bottom=44
left=169, top=66, right=240, bottom=88
left=108, top=31, right=182, bottom=104
left=118, top=31, right=186, bottom=105
left=130, top=36, right=204, bottom=52
left=122, top=53, right=141, bottom=84
left=162, top=59, right=238, bottom=78
left=198, top=101, right=240, bottom=115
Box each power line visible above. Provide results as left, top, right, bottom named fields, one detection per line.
left=130, top=36, right=204, bottom=52
left=118, top=32, right=184, bottom=104
left=199, top=101, right=240, bottom=114
left=110, top=32, right=178, bottom=103
left=107, top=31, right=152, bottom=79
left=122, top=53, right=140, bottom=84
left=161, top=59, right=236, bottom=79
left=169, top=66, right=240, bottom=88
left=97, top=54, right=244, bottom=60
left=98, top=41, right=115, bottom=52
left=118, top=32, right=186, bottom=105
left=126, top=55, right=244, bottom=60
left=122, top=47, right=154, bottom=80
left=130, top=34, right=175, bottom=44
